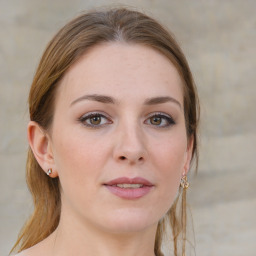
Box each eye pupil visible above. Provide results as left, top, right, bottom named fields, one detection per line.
left=90, top=116, right=101, bottom=125
left=150, top=116, right=161, bottom=125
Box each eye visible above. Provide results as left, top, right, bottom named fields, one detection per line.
left=78, top=112, right=112, bottom=128
left=145, top=113, right=175, bottom=128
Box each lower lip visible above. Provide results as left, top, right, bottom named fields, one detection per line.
left=105, top=185, right=153, bottom=199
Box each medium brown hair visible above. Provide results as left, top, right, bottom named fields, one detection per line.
left=11, top=7, right=199, bottom=256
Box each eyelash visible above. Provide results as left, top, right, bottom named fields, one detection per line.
left=144, top=112, right=175, bottom=128
left=78, top=112, right=175, bottom=128
left=78, top=112, right=112, bottom=128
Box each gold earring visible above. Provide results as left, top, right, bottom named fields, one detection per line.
left=47, top=168, right=52, bottom=176
left=180, top=175, right=189, bottom=189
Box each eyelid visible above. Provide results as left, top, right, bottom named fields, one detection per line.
left=144, top=112, right=175, bottom=127
left=78, top=111, right=113, bottom=128
left=79, top=111, right=111, bottom=119
left=145, top=111, right=174, bottom=120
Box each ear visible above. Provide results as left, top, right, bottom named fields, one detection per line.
left=182, top=136, right=194, bottom=176
left=27, top=121, right=58, bottom=178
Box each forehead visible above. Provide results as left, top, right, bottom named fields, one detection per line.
left=57, top=42, right=184, bottom=106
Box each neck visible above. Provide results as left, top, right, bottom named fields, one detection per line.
left=45, top=210, right=157, bottom=256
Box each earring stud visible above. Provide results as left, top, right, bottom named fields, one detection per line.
left=47, top=169, right=52, bottom=176
left=180, top=175, right=189, bottom=189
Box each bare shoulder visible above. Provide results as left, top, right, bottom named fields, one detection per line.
left=13, top=245, right=41, bottom=256
left=14, top=250, right=29, bottom=256
left=14, top=252, right=26, bottom=256
left=12, top=232, right=55, bottom=256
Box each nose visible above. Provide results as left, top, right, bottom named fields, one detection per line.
left=113, top=123, right=147, bottom=165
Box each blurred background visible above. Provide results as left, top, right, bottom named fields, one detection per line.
left=0, top=0, right=255, bottom=255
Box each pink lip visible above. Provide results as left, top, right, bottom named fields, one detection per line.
left=104, top=177, right=154, bottom=200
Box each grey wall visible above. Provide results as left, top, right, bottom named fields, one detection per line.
left=1, top=1, right=255, bottom=255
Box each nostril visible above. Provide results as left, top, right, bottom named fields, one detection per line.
left=119, top=156, right=144, bottom=161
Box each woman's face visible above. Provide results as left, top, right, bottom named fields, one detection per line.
left=49, top=43, right=192, bottom=233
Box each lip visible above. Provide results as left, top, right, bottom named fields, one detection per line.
left=104, top=177, right=154, bottom=200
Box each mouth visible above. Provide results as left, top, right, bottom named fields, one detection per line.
left=104, top=177, right=154, bottom=199
left=113, top=183, right=144, bottom=188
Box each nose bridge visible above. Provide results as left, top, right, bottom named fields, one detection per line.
left=113, top=115, right=146, bottom=163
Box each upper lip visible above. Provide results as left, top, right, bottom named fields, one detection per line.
left=104, top=177, right=154, bottom=186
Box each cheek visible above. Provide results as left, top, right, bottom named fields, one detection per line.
left=52, top=129, right=111, bottom=186
left=153, top=133, right=187, bottom=174
left=152, top=133, right=187, bottom=201
left=51, top=131, right=109, bottom=212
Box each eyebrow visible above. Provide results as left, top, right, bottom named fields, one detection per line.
left=144, top=96, right=182, bottom=109
left=70, top=94, right=116, bottom=106
left=70, top=94, right=182, bottom=109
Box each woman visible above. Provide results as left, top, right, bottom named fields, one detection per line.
left=11, top=7, right=199, bottom=256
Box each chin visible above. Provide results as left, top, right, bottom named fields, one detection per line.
left=98, top=208, right=160, bottom=234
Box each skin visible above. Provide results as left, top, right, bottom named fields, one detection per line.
left=23, top=42, right=193, bottom=256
